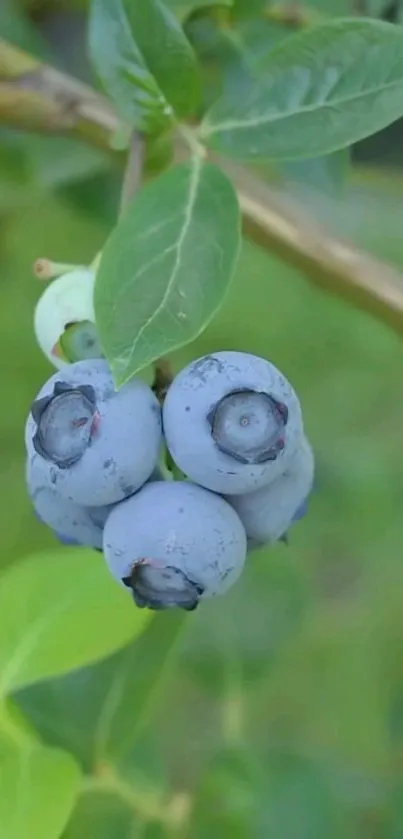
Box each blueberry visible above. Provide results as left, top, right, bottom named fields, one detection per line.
left=227, top=437, right=314, bottom=545
left=31, top=381, right=98, bottom=468
left=25, top=359, right=162, bottom=506
left=103, top=481, right=247, bottom=611
left=27, top=457, right=112, bottom=550
left=163, top=352, right=304, bottom=494
left=34, top=268, right=100, bottom=369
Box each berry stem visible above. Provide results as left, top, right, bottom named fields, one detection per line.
left=33, top=258, right=85, bottom=281
left=152, top=357, right=174, bottom=404
left=119, top=130, right=144, bottom=217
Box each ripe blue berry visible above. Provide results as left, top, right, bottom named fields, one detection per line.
left=103, top=481, right=247, bottom=611
left=227, top=437, right=314, bottom=545
left=27, top=457, right=111, bottom=550
left=163, top=352, right=303, bottom=494
left=25, top=359, right=162, bottom=506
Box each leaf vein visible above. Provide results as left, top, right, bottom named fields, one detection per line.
left=124, top=155, right=203, bottom=366
left=202, top=74, right=403, bottom=136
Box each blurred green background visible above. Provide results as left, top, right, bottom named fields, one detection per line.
left=3, top=0, right=403, bottom=836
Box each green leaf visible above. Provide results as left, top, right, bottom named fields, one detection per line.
left=184, top=7, right=294, bottom=118
left=299, top=0, right=349, bottom=14
left=123, top=0, right=201, bottom=119
left=16, top=611, right=186, bottom=770
left=89, top=0, right=200, bottom=130
left=94, top=158, right=241, bottom=384
left=0, top=548, right=150, bottom=695
left=0, top=737, right=80, bottom=839
left=201, top=19, right=403, bottom=161
left=232, top=0, right=267, bottom=17
left=63, top=790, right=138, bottom=839
left=230, top=16, right=294, bottom=62
left=88, top=0, right=170, bottom=133
left=166, top=0, right=233, bottom=19
left=183, top=6, right=255, bottom=115
left=89, top=610, right=186, bottom=762
left=144, top=131, right=175, bottom=176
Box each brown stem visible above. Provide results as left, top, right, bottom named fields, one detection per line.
left=0, top=38, right=119, bottom=147
left=2, top=38, right=403, bottom=338
left=216, top=156, right=403, bottom=336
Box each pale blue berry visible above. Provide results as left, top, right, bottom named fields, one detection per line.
left=227, top=437, right=314, bottom=545
left=163, top=352, right=304, bottom=494
left=103, top=481, right=247, bottom=611
left=25, top=359, right=162, bottom=506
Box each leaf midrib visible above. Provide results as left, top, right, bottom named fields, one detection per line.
left=202, top=73, right=403, bottom=136
left=124, top=156, right=203, bottom=369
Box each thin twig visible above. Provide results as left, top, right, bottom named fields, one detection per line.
left=218, top=156, right=403, bottom=335
left=2, top=39, right=403, bottom=339
left=119, top=130, right=144, bottom=216
left=0, top=39, right=118, bottom=148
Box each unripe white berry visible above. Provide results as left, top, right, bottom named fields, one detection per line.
left=34, top=268, right=99, bottom=369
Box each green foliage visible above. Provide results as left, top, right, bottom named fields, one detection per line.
left=166, top=0, right=233, bottom=19
left=6, top=0, right=403, bottom=836
left=183, top=5, right=250, bottom=115
left=89, top=0, right=200, bottom=132
left=15, top=612, right=186, bottom=770
left=0, top=736, right=80, bottom=839
left=0, top=548, right=150, bottom=695
left=122, top=0, right=201, bottom=119
left=62, top=790, right=138, bottom=839
left=88, top=0, right=170, bottom=133
left=201, top=19, right=403, bottom=161
left=183, top=6, right=349, bottom=191
left=94, top=158, right=240, bottom=383
left=5, top=169, right=403, bottom=836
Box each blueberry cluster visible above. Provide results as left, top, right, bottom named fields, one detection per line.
left=25, top=351, right=313, bottom=612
